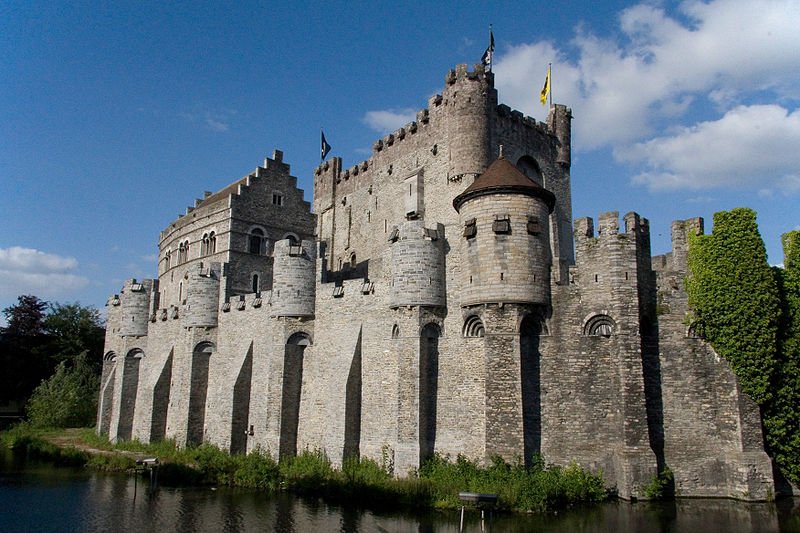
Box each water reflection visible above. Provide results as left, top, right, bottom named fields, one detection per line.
left=1, top=453, right=798, bottom=532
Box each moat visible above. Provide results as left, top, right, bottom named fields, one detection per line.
left=2, top=451, right=798, bottom=532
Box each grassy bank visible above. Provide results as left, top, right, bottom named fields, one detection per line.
left=1, top=424, right=608, bottom=513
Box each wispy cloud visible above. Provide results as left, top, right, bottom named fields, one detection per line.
left=362, top=108, right=417, bottom=133
left=180, top=106, right=237, bottom=132
left=0, top=247, right=88, bottom=298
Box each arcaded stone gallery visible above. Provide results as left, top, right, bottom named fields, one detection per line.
left=97, top=63, right=774, bottom=500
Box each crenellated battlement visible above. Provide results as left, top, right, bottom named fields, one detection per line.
left=495, top=104, right=552, bottom=138
left=220, top=290, right=270, bottom=314
left=575, top=211, right=650, bottom=242
left=445, top=62, right=494, bottom=87
left=313, top=63, right=498, bottom=214
left=652, top=217, right=705, bottom=273
left=105, top=278, right=157, bottom=338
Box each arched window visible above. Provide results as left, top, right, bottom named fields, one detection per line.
left=249, top=228, right=265, bottom=254
left=165, top=250, right=171, bottom=270
left=252, top=273, right=260, bottom=294
left=463, top=315, right=485, bottom=337
left=201, top=233, right=209, bottom=255
left=516, top=156, right=543, bottom=186
left=391, top=324, right=400, bottom=339
left=349, top=253, right=357, bottom=270
left=183, top=240, right=190, bottom=263
left=583, top=314, right=616, bottom=337
left=284, top=234, right=299, bottom=246
left=209, top=231, right=216, bottom=254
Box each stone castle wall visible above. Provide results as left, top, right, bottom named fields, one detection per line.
left=98, top=63, right=775, bottom=501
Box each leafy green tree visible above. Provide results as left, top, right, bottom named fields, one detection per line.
left=44, top=302, right=105, bottom=371
left=26, top=352, right=99, bottom=428
left=0, top=296, right=104, bottom=410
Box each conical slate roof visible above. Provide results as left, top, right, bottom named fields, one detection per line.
left=452, top=156, right=556, bottom=212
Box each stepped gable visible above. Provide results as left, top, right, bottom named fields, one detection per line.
left=452, top=156, right=556, bottom=212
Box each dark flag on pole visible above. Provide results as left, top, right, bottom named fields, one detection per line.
left=481, top=26, right=495, bottom=69
left=321, top=130, right=331, bottom=161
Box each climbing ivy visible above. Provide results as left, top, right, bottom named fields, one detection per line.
left=765, top=231, right=800, bottom=483
left=687, top=211, right=800, bottom=485
left=686, top=208, right=780, bottom=404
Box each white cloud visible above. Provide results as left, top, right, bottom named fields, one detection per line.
left=205, top=117, right=229, bottom=132
left=180, top=107, right=235, bottom=132
left=616, top=105, right=800, bottom=191
left=493, top=0, right=800, bottom=151
left=0, top=247, right=88, bottom=298
left=362, top=108, right=417, bottom=133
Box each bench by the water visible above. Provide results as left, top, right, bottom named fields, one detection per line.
left=133, top=457, right=159, bottom=500
left=458, top=492, right=498, bottom=532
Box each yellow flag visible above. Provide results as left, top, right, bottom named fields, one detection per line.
left=539, top=65, right=550, bottom=106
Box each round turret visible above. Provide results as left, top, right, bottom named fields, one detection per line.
left=185, top=264, right=221, bottom=328
left=390, top=220, right=445, bottom=308
left=453, top=157, right=555, bottom=307
left=119, top=279, right=154, bottom=337
left=271, top=239, right=316, bottom=317
left=444, top=64, right=497, bottom=179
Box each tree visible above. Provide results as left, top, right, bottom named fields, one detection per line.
left=44, top=302, right=105, bottom=371
left=0, top=296, right=105, bottom=411
left=0, top=295, right=51, bottom=404
left=1, top=295, right=48, bottom=337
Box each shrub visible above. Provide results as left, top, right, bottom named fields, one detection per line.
left=232, top=448, right=280, bottom=490
left=26, top=352, right=99, bottom=428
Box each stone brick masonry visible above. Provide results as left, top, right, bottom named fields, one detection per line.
left=98, top=63, right=774, bottom=500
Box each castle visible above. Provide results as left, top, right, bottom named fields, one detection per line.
left=97, top=63, right=775, bottom=500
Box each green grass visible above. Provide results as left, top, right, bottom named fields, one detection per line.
left=1, top=425, right=608, bottom=513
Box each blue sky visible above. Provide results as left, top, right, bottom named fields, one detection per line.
left=1, top=0, right=798, bottom=321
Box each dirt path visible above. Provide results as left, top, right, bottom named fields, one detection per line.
left=43, top=428, right=139, bottom=458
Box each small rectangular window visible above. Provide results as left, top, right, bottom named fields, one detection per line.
left=272, top=193, right=284, bottom=206
left=463, top=218, right=477, bottom=238
left=527, top=216, right=541, bottom=235
left=493, top=216, right=511, bottom=234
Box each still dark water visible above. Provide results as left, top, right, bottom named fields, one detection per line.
left=1, top=451, right=799, bottom=532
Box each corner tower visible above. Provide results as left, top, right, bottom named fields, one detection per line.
left=444, top=64, right=497, bottom=181
left=452, top=155, right=556, bottom=464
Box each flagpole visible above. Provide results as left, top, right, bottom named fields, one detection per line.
left=549, top=63, right=553, bottom=107
left=489, top=24, right=493, bottom=72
